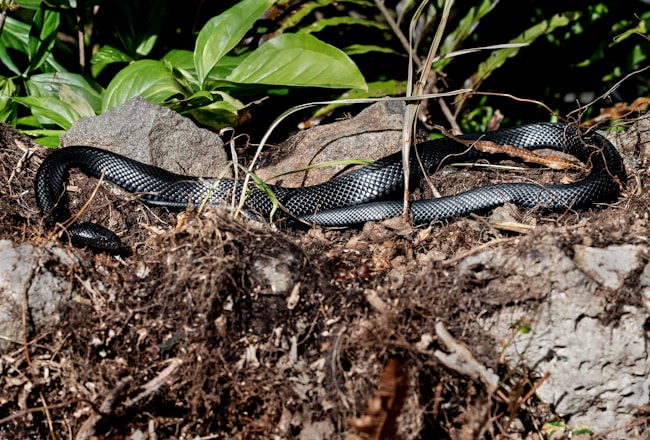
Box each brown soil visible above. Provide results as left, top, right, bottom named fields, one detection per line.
left=0, top=118, right=648, bottom=440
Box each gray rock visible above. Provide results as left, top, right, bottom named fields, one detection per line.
left=460, top=236, right=650, bottom=437
left=0, top=240, right=75, bottom=351
left=573, top=244, right=646, bottom=289
left=256, top=100, right=405, bottom=186
left=61, top=96, right=230, bottom=177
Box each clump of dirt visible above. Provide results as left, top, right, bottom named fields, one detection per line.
left=0, top=117, right=648, bottom=439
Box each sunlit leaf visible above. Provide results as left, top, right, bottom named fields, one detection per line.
left=0, top=17, right=31, bottom=75
left=0, top=77, right=17, bottom=123
left=27, top=72, right=103, bottom=113
left=27, top=8, right=60, bottom=73
left=194, top=0, right=274, bottom=87
left=59, top=84, right=95, bottom=118
left=91, top=45, right=134, bottom=64
left=102, top=60, right=184, bottom=112
left=189, top=91, right=245, bottom=128
left=13, top=95, right=80, bottom=129
left=227, top=33, right=366, bottom=90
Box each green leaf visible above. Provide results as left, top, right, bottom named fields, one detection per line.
left=102, top=60, right=184, bottom=112
left=161, top=49, right=200, bottom=91
left=469, top=11, right=581, bottom=89
left=435, top=0, right=498, bottom=71
left=18, top=128, right=65, bottom=138
left=42, top=0, right=74, bottom=9
left=343, top=44, right=404, bottom=56
left=166, top=90, right=224, bottom=114
left=27, top=8, right=60, bottom=74
left=13, top=0, right=46, bottom=9
left=26, top=72, right=103, bottom=113
left=90, top=45, right=134, bottom=65
left=194, top=0, right=275, bottom=87
left=110, top=0, right=165, bottom=58
left=572, top=425, right=593, bottom=435
left=188, top=92, right=245, bottom=128
left=227, top=33, right=366, bottom=90
left=13, top=95, right=80, bottom=129
left=0, top=77, right=17, bottom=123
left=0, top=15, right=66, bottom=74
left=29, top=134, right=62, bottom=147
left=0, top=17, right=31, bottom=75
left=59, top=85, right=95, bottom=118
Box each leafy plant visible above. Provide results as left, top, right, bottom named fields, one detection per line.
left=0, top=0, right=647, bottom=147
left=0, top=0, right=366, bottom=145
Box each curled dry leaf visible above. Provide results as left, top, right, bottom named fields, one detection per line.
left=347, top=359, right=408, bottom=440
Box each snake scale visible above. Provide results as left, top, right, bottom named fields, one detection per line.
left=35, top=122, right=626, bottom=250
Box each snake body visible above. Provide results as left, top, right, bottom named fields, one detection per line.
left=35, top=123, right=626, bottom=250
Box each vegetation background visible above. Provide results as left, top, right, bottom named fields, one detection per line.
left=0, top=0, right=648, bottom=145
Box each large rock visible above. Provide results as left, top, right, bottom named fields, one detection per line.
left=0, top=240, right=76, bottom=351
left=61, top=96, right=230, bottom=177
left=256, top=100, right=405, bottom=186
left=460, top=235, right=650, bottom=437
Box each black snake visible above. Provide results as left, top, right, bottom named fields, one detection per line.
left=35, top=122, right=626, bottom=250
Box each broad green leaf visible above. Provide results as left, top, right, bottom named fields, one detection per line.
left=162, top=49, right=200, bottom=91
left=90, top=45, right=134, bottom=64
left=0, top=77, right=17, bottom=123
left=102, top=60, right=184, bottom=112
left=189, top=91, right=246, bottom=128
left=0, top=17, right=31, bottom=75
left=59, top=85, right=95, bottom=118
left=13, top=95, right=80, bottom=129
left=27, top=8, right=60, bottom=74
left=14, top=0, right=45, bottom=8
left=162, top=49, right=194, bottom=70
left=18, top=128, right=65, bottom=138
left=167, top=90, right=224, bottom=114
left=227, top=33, right=366, bottom=90
left=469, top=11, right=581, bottom=89
left=209, top=53, right=253, bottom=81
left=27, top=72, right=103, bottom=112
left=30, top=135, right=62, bottom=147
left=0, top=15, right=65, bottom=74
left=194, top=0, right=274, bottom=87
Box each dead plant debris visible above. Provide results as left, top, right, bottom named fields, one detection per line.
left=0, top=118, right=648, bottom=439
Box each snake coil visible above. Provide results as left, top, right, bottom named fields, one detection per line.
left=35, top=123, right=626, bottom=250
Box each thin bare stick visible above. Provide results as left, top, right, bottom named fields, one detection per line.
left=567, top=63, right=650, bottom=121
left=75, top=376, right=133, bottom=440
left=402, top=0, right=455, bottom=219
left=76, top=0, right=86, bottom=74
left=375, top=0, right=422, bottom=69
left=469, top=91, right=560, bottom=120
left=127, top=358, right=183, bottom=405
